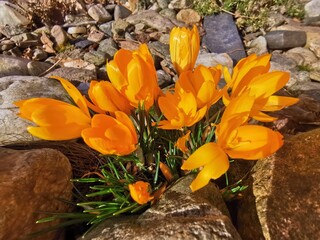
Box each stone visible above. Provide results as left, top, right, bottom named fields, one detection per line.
left=195, top=53, right=233, bottom=72
left=157, top=69, right=173, bottom=88
left=97, top=38, right=118, bottom=60
left=176, top=9, right=201, bottom=25
left=83, top=50, right=106, bottom=67
left=0, top=55, right=30, bottom=77
left=10, top=33, right=38, bottom=46
left=309, top=70, right=320, bottom=81
left=0, top=147, right=72, bottom=240
left=266, top=12, right=286, bottom=29
left=112, top=19, right=135, bottom=38
left=237, top=128, right=320, bottom=240
left=0, top=2, right=30, bottom=27
left=114, top=4, right=132, bottom=20
left=168, top=0, right=193, bottom=9
left=87, top=29, right=105, bottom=42
left=32, top=48, right=48, bottom=61
left=126, top=10, right=175, bottom=33
left=0, top=76, right=69, bottom=145
left=50, top=25, right=68, bottom=47
left=81, top=175, right=241, bottom=240
left=159, top=8, right=177, bottom=19
left=74, top=39, right=94, bottom=49
left=159, top=33, right=170, bottom=44
left=27, top=61, right=53, bottom=76
left=67, top=26, right=87, bottom=35
left=44, top=67, right=97, bottom=84
left=304, top=0, right=320, bottom=25
left=309, top=39, right=320, bottom=58
left=0, top=40, right=15, bottom=51
left=265, top=30, right=307, bottom=50
left=88, top=4, right=113, bottom=23
left=157, top=0, right=170, bottom=9
left=148, top=41, right=170, bottom=68
left=202, top=13, right=246, bottom=64
left=247, top=36, right=268, bottom=56
left=61, top=58, right=96, bottom=71
left=99, top=21, right=113, bottom=36
left=285, top=47, right=318, bottom=66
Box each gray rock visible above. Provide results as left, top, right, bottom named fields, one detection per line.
left=148, top=41, right=170, bottom=68
left=304, top=0, right=320, bottom=25
left=87, top=28, right=105, bottom=42
left=83, top=50, right=106, bottom=67
left=45, top=67, right=97, bottom=84
left=114, top=4, right=132, bottom=20
left=0, top=147, right=72, bottom=240
left=0, top=55, right=30, bottom=77
left=74, top=39, right=94, bottom=49
left=27, top=61, right=52, bottom=76
left=88, top=4, right=113, bottom=23
left=81, top=175, right=241, bottom=240
left=196, top=53, right=233, bottom=70
left=126, top=10, right=175, bottom=33
left=0, top=2, right=30, bottom=27
left=247, top=36, right=268, bottom=56
left=157, top=69, right=172, bottom=88
left=237, top=129, right=320, bottom=240
left=99, top=21, right=113, bottom=36
left=112, top=19, right=135, bottom=38
left=97, top=38, right=118, bottom=60
left=0, top=76, right=69, bottom=145
left=157, top=0, right=170, bottom=9
left=265, top=30, right=307, bottom=50
left=202, top=13, right=246, bottom=64
left=50, top=25, right=68, bottom=47
left=32, top=48, right=48, bottom=61
left=159, top=8, right=177, bottom=19
left=168, top=0, right=193, bottom=9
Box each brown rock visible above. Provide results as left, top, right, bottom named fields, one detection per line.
left=82, top=175, right=241, bottom=240
left=176, top=9, right=201, bottom=25
left=0, top=147, right=73, bottom=240
left=50, top=25, right=68, bottom=47
left=237, top=128, right=320, bottom=239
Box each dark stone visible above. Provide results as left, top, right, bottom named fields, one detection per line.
left=114, top=4, right=132, bottom=20
left=202, top=13, right=246, bottom=64
left=75, top=39, right=95, bottom=49
left=265, top=30, right=307, bottom=50
left=237, top=128, right=320, bottom=239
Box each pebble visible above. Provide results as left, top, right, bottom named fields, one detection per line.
left=83, top=50, right=106, bottom=67
left=99, top=21, right=113, bottom=36
left=114, top=4, right=132, bottom=20
left=50, top=25, right=68, bottom=47
left=27, top=61, right=53, bottom=76
left=176, top=9, right=201, bottom=25
left=67, top=26, right=87, bottom=35
left=87, top=29, right=105, bottom=42
left=304, top=0, right=320, bottom=25
left=247, top=36, right=268, bottom=55
left=31, top=48, right=48, bottom=61
left=97, top=38, right=119, bottom=60
left=265, top=30, right=307, bottom=50
left=88, top=4, right=113, bottom=23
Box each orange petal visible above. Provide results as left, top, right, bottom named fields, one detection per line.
left=175, top=130, right=191, bottom=153
left=159, top=162, right=174, bottom=182
left=261, top=95, right=299, bottom=111
left=129, top=181, right=154, bottom=205
left=50, top=76, right=90, bottom=117
left=226, top=125, right=283, bottom=160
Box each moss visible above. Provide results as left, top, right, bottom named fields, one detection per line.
left=193, top=0, right=304, bottom=32
left=297, top=64, right=313, bottom=72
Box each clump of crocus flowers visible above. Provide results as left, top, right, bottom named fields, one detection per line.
left=15, top=24, right=298, bottom=224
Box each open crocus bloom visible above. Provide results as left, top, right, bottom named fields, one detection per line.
left=14, top=77, right=91, bottom=140
left=176, top=65, right=225, bottom=109
left=181, top=93, right=284, bottom=191
left=157, top=87, right=207, bottom=130
left=223, top=54, right=299, bottom=121
left=170, top=25, right=200, bottom=75
left=87, top=80, right=133, bottom=115
left=81, top=111, right=138, bottom=156
left=106, top=44, right=161, bottom=110
left=128, top=181, right=154, bottom=205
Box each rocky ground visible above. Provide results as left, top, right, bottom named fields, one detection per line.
left=0, top=0, right=320, bottom=239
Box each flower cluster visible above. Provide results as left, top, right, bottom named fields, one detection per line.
left=15, top=25, right=298, bottom=210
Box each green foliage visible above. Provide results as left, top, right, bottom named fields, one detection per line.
left=193, top=0, right=305, bottom=32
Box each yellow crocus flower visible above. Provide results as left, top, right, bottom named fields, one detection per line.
left=170, top=25, right=200, bottom=75
left=223, top=54, right=299, bottom=121
left=81, top=111, right=138, bottom=156
left=181, top=92, right=284, bottom=191
left=157, top=87, right=207, bottom=130
left=88, top=80, right=133, bottom=115
left=106, top=44, right=161, bottom=110
left=14, top=77, right=91, bottom=140
left=128, top=181, right=154, bottom=205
